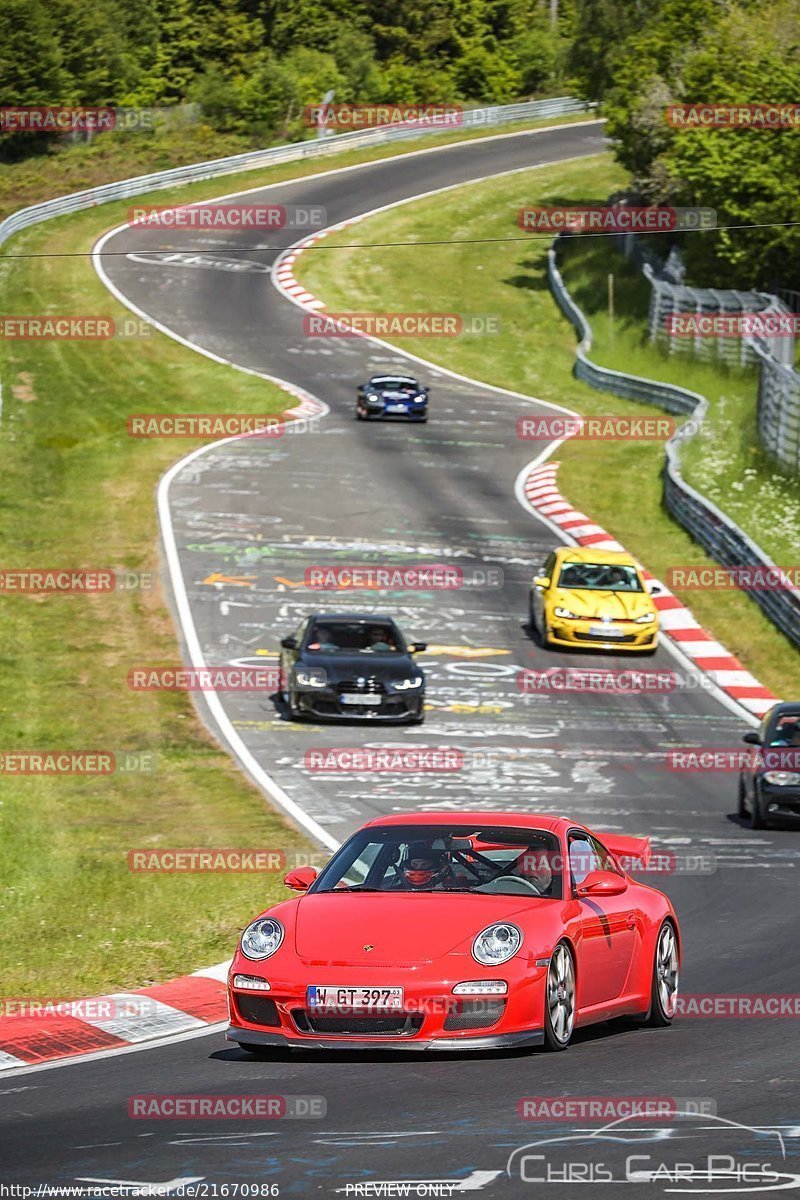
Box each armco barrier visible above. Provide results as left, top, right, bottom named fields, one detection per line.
left=547, top=232, right=800, bottom=651
left=0, top=98, right=590, bottom=252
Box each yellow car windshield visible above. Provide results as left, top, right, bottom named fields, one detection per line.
left=557, top=562, right=643, bottom=592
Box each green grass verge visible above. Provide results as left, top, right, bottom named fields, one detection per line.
left=0, top=209, right=311, bottom=1001
left=295, top=151, right=798, bottom=698
left=0, top=107, right=598, bottom=1000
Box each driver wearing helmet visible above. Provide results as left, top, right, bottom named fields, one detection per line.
left=396, top=843, right=451, bottom=890
left=515, top=847, right=555, bottom=896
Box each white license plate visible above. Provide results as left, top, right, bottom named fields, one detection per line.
left=589, top=625, right=625, bottom=637
left=307, top=985, right=403, bottom=1010
left=340, top=693, right=382, bottom=706
left=385, top=404, right=408, bottom=413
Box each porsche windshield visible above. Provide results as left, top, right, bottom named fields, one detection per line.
left=312, top=825, right=563, bottom=898
left=557, top=561, right=643, bottom=592
left=374, top=379, right=417, bottom=392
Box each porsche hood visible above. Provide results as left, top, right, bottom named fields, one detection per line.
left=292, top=892, right=555, bottom=964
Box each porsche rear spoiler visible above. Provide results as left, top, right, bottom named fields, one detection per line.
left=597, top=833, right=651, bottom=871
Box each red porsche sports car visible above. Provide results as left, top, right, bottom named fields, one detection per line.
left=226, top=813, right=680, bottom=1055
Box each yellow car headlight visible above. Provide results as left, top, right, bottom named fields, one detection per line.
left=634, top=613, right=656, bottom=624
left=554, top=606, right=578, bottom=619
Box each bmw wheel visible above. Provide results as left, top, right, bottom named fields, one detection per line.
left=543, top=941, right=575, bottom=1050
left=737, top=776, right=748, bottom=819
left=647, top=920, right=679, bottom=1026
left=749, top=785, right=766, bottom=829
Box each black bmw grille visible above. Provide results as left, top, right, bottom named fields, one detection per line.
left=339, top=678, right=385, bottom=694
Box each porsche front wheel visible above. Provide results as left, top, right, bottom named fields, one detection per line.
left=647, top=920, right=679, bottom=1026
left=543, top=941, right=575, bottom=1050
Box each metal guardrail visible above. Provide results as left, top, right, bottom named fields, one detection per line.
left=547, top=232, right=800, bottom=650
left=614, top=221, right=800, bottom=472
left=0, top=97, right=590, bottom=251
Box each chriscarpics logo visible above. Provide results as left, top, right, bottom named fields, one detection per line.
left=506, top=1111, right=795, bottom=1194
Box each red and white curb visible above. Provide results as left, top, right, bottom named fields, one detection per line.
left=521, top=461, right=779, bottom=719
left=273, top=216, right=367, bottom=314
left=0, top=962, right=230, bottom=1070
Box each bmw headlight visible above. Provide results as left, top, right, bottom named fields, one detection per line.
left=367, top=393, right=381, bottom=403
left=634, top=613, right=656, bottom=624
left=413, top=396, right=426, bottom=404
left=392, top=676, right=424, bottom=691
left=295, top=667, right=327, bottom=688
left=763, top=771, right=800, bottom=785
left=472, top=923, right=522, bottom=965
left=554, top=606, right=578, bottom=620
left=240, top=917, right=284, bottom=960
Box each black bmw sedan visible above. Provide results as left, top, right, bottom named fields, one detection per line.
left=279, top=613, right=427, bottom=723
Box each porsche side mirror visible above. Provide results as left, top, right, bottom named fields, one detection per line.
left=576, top=870, right=628, bottom=898
left=647, top=582, right=662, bottom=595
left=742, top=731, right=760, bottom=745
left=284, top=866, right=317, bottom=891
left=280, top=636, right=298, bottom=650
left=533, top=576, right=550, bottom=589
left=411, top=642, right=427, bottom=652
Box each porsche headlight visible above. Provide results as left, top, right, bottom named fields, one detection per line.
left=554, top=606, right=578, bottom=620
left=634, top=613, right=656, bottom=624
left=472, top=923, right=522, bottom=966
left=392, top=676, right=424, bottom=691
left=763, top=771, right=800, bottom=785
left=367, top=393, right=381, bottom=403
left=295, top=667, right=327, bottom=688
left=240, top=917, right=284, bottom=960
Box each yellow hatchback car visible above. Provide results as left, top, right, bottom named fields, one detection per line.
left=529, top=547, right=660, bottom=653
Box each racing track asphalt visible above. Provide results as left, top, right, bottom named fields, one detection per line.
left=2, top=121, right=798, bottom=1197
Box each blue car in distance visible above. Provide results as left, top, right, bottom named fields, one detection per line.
left=356, top=374, right=429, bottom=422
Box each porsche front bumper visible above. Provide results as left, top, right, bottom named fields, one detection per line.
left=227, top=1024, right=543, bottom=1052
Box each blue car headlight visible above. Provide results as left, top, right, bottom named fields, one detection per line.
left=391, top=676, right=424, bottom=691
